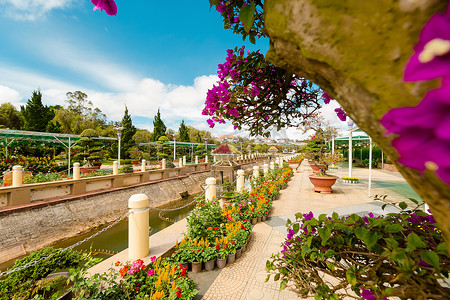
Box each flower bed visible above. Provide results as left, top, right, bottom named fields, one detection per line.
left=342, top=176, right=359, bottom=183
left=171, top=164, right=294, bottom=271
left=0, top=157, right=66, bottom=174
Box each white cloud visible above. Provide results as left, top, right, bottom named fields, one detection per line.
left=0, top=85, right=21, bottom=104
left=0, top=0, right=76, bottom=21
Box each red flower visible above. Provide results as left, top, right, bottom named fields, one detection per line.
left=181, top=267, right=187, bottom=277
left=115, top=261, right=121, bottom=266
left=176, top=286, right=182, bottom=297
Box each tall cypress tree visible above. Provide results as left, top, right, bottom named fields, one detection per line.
left=21, top=90, right=53, bottom=132
left=151, top=109, right=167, bottom=141
left=178, top=120, right=190, bottom=142
left=121, top=106, right=136, bottom=158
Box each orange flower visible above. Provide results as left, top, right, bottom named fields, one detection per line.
left=207, top=227, right=212, bottom=230
left=115, top=261, right=121, bottom=266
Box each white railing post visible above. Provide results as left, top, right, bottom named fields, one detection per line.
left=128, top=194, right=150, bottom=260
left=253, top=166, right=260, bottom=179
left=205, top=177, right=217, bottom=201
left=237, top=169, right=245, bottom=192
left=73, top=162, right=80, bottom=180
left=12, top=165, right=23, bottom=187
left=183, top=156, right=187, bottom=166
left=178, top=158, right=183, bottom=167
left=113, top=161, right=119, bottom=175
left=161, top=158, right=166, bottom=169
left=263, top=163, right=269, bottom=176
left=195, top=156, right=198, bottom=164
left=205, top=155, right=208, bottom=163
left=141, top=160, right=146, bottom=172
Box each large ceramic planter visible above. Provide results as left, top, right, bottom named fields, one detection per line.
left=217, top=258, right=227, bottom=269
left=191, top=261, right=202, bottom=273
left=204, top=259, right=215, bottom=271
left=308, top=175, right=339, bottom=194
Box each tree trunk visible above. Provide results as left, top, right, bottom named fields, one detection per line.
left=264, top=0, right=450, bottom=249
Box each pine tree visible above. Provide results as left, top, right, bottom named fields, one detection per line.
left=178, top=120, right=190, bottom=142
left=21, top=90, right=53, bottom=132
left=151, top=109, right=167, bottom=141
left=121, top=106, right=137, bottom=158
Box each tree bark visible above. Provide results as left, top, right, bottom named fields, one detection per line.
left=264, top=0, right=450, bottom=249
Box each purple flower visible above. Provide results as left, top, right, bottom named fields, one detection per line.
left=334, top=108, right=347, bottom=121
left=361, top=288, right=376, bottom=300
left=303, top=211, right=314, bottom=221
left=381, top=83, right=450, bottom=184
left=404, top=5, right=450, bottom=81
left=322, top=91, right=333, bottom=104
left=287, top=229, right=295, bottom=239
left=91, top=0, right=117, bottom=16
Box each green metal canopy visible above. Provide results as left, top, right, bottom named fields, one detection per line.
left=334, top=135, right=371, bottom=145
left=0, top=129, right=116, bottom=175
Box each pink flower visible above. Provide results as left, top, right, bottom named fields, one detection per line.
left=150, top=256, right=156, bottom=262
left=91, top=0, right=117, bottom=16
left=147, top=269, right=155, bottom=276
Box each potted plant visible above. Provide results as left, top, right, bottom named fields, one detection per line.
left=221, top=181, right=235, bottom=201
left=216, top=247, right=228, bottom=269
left=119, top=165, right=134, bottom=174
left=74, top=129, right=105, bottom=172
left=300, top=112, right=341, bottom=194
left=202, top=247, right=217, bottom=271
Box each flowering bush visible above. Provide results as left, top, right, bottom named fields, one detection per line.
left=70, top=256, right=198, bottom=299
left=266, top=201, right=449, bottom=299
left=186, top=198, right=224, bottom=241
left=0, top=157, right=65, bottom=174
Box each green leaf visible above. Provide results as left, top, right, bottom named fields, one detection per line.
left=301, top=244, right=311, bottom=258
left=295, top=212, right=303, bottom=219
left=332, top=212, right=339, bottom=220
left=310, top=252, right=317, bottom=261
left=318, top=227, right=331, bottom=245
left=265, top=274, right=271, bottom=282
left=384, top=288, right=394, bottom=296
left=209, top=0, right=220, bottom=7
left=364, top=231, right=379, bottom=249
left=309, top=218, right=319, bottom=226
left=324, top=249, right=336, bottom=258
left=286, top=219, right=291, bottom=226
left=408, top=198, right=419, bottom=205
left=420, top=251, right=440, bottom=272
left=239, top=3, right=256, bottom=33
left=274, top=273, right=280, bottom=281
left=337, top=235, right=345, bottom=246
left=346, top=270, right=357, bottom=286
left=293, top=223, right=300, bottom=234
left=354, top=227, right=368, bottom=241
left=384, top=237, right=399, bottom=249
left=385, top=224, right=404, bottom=233
left=436, top=242, right=448, bottom=254
left=399, top=202, right=408, bottom=210
left=407, top=232, right=426, bottom=251
left=327, top=262, right=335, bottom=271
left=306, top=236, right=313, bottom=248
left=249, top=34, right=256, bottom=44
left=319, top=214, right=328, bottom=222
left=280, top=281, right=286, bottom=290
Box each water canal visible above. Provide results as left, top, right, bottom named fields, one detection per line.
left=0, top=194, right=200, bottom=271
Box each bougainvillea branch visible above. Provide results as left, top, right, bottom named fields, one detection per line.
left=91, top=0, right=117, bottom=16
left=203, top=46, right=323, bottom=137
left=381, top=4, right=450, bottom=184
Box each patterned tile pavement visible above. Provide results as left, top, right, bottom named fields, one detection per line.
left=198, top=160, right=420, bottom=299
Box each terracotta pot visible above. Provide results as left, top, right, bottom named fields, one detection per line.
left=251, top=217, right=257, bottom=225
left=261, top=215, right=267, bottom=222
left=257, top=216, right=262, bottom=222
left=227, top=252, right=236, bottom=264
left=204, top=259, right=215, bottom=271
left=235, top=248, right=242, bottom=259
left=308, top=175, right=339, bottom=194
left=80, top=167, right=98, bottom=174
left=191, top=261, right=202, bottom=273
left=217, top=258, right=227, bottom=269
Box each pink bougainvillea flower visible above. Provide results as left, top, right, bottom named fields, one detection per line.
left=404, top=5, right=450, bottom=81
left=360, top=288, right=376, bottom=300
left=334, top=108, right=347, bottom=121
left=381, top=83, right=450, bottom=184
left=91, top=0, right=117, bottom=16
left=322, top=91, right=333, bottom=104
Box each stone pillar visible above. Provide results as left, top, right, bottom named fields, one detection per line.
left=141, top=160, right=146, bottom=172
left=263, top=163, right=269, bottom=176
left=253, top=166, right=260, bottom=179
left=161, top=158, right=166, bottom=169
left=213, top=155, right=217, bottom=163
left=270, top=161, right=275, bottom=170
left=12, top=165, right=23, bottom=187
left=205, top=177, right=217, bottom=201
left=195, top=156, right=198, bottom=164
left=183, top=156, right=186, bottom=166
left=128, top=194, right=149, bottom=260
left=179, top=158, right=183, bottom=167
left=73, top=162, right=80, bottom=180
left=113, top=161, right=119, bottom=175
left=236, top=169, right=245, bottom=192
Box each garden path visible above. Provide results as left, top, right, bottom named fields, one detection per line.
left=196, top=160, right=419, bottom=299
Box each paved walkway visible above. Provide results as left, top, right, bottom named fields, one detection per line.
left=194, top=161, right=420, bottom=299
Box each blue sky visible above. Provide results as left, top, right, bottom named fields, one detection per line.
left=0, top=0, right=345, bottom=139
